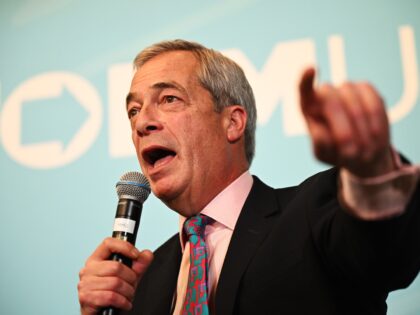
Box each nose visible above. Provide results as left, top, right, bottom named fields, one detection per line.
left=134, top=103, right=163, bottom=137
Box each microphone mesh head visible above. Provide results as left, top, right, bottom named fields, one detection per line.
left=116, top=171, right=151, bottom=203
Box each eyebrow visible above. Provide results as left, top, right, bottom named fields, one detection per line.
left=125, top=81, right=187, bottom=108
left=125, top=93, right=135, bottom=108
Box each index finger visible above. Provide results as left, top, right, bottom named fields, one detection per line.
left=299, top=67, right=317, bottom=112
left=87, top=237, right=140, bottom=263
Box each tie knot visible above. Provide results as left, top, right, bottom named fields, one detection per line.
left=184, top=214, right=210, bottom=238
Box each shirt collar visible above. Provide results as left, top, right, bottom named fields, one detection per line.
left=179, top=171, right=253, bottom=248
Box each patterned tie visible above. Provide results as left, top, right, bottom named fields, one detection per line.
left=182, top=214, right=210, bottom=315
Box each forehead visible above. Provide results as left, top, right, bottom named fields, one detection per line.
left=133, top=50, right=199, bottom=85
left=127, top=50, right=210, bottom=107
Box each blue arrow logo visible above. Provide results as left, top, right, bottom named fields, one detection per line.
left=21, top=86, right=89, bottom=146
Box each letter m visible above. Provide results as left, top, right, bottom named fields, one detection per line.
left=222, top=39, right=316, bottom=135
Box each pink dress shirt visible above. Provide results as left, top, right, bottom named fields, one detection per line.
left=173, top=171, right=253, bottom=314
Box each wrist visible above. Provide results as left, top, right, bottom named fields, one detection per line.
left=346, top=146, right=396, bottom=178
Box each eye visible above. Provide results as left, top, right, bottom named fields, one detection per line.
left=163, top=95, right=179, bottom=103
left=127, top=107, right=140, bottom=119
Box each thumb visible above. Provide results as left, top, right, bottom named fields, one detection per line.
left=132, top=250, right=154, bottom=278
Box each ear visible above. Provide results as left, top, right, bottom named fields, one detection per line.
left=224, top=105, right=247, bottom=143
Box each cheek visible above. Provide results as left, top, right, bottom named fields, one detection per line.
left=131, top=135, right=146, bottom=173
left=132, top=136, right=141, bottom=159
left=131, top=125, right=138, bottom=144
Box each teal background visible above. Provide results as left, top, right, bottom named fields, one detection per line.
left=1, top=0, right=419, bottom=314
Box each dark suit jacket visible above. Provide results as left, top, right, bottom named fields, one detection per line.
left=122, top=168, right=420, bottom=315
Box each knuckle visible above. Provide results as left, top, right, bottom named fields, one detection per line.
left=77, top=280, right=84, bottom=292
left=336, top=132, right=352, bottom=145
left=78, top=290, right=86, bottom=303
left=339, top=141, right=358, bottom=158
left=339, top=82, right=354, bottom=91
left=109, top=261, right=123, bottom=275
left=318, top=83, right=333, bottom=94
left=104, top=291, right=121, bottom=305
left=129, top=271, right=140, bottom=285
left=103, top=237, right=133, bottom=254
left=370, top=104, right=382, bottom=116
left=360, top=81, right=373, bottom=90
left=123, top=242, right=134, bottom=252
left=78, top=290, right=90, bottom=305
left=103, top=291, right=114, bottom=304
left=370, top=126, right=382, bottom=138
left=350, top=106, right=363, bottom=119
left=103, top=237, right=114, bottom=248
left=127, top=286, right=135, bottom=300
left=109, top=277, right=124, bottom=291
left=79, top=267, right=86, bottom=279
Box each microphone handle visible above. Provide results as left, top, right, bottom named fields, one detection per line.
left=100, top=252, right=133, bottom=315
left=101, top=199, right=143, bottom=315
left=101, top=305, right=119, bottom=315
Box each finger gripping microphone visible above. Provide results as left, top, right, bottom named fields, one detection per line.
left=101, top=171, right=151, bottom=315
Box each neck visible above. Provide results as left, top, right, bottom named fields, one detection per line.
left=165, top=166, right=249, bottom=217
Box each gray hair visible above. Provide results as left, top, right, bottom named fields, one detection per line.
left=133, top=39, right=257, bottom=165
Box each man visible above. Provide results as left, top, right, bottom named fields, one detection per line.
left=78, top=40, right=420, bottom=314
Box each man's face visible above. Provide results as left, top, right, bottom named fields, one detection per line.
left=127, top=51, right=238, bottom=215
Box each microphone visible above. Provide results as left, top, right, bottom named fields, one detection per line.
left=101, top=171, right=151, bottom=315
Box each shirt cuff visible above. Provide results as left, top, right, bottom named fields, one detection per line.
left=339, top=162, right=420, bottom=221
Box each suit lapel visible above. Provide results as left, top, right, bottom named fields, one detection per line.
left=128, top=234, right=182, bottom=315
left=215, top=176, right=282, bottom=314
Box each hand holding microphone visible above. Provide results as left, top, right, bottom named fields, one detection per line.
left=78, top=172, right=153, bottom=315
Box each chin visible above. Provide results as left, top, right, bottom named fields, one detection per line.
left=148, top=176, right=194, bottom=213
left=164, top=203, right=199, bottom=217
left=150, top=180, right=179, bottom=203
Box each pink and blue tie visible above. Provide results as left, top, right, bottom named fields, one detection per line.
left=182, top=214, right=210, bottom=315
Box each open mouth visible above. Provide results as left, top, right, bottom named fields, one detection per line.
left=142, top=147, right=177, bottom=168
